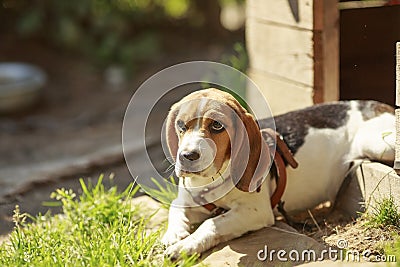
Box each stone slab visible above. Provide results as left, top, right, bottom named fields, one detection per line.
left=301, top=261, right=396, bottom=267
left=129, top=195, right=168, bottom=230
left=132, top=196, right=329, bottom=266
left=199, top=222, right=327, bottom=266
left=336, top=161, right=400, bottom=217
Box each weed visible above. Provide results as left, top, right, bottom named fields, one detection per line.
left=384, top=237, right=400, bottom=265
left=141, top=177, right=178, bottom=209
left=0, top=175, right=198, bottom=266
left=366, top=196, right=400, bottom=228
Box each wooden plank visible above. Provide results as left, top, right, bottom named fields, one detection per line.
left=247, top=0, right=314, bottom=30
left=313, top=0, right=339, bottom=103
left=396, top=42, right=400, bottom=106
left=246, top=19, right=314, bottom=87
left=395, top=42, right=400, bottom=173
left=339, top=0, right=387, bottom=10
left=247, top=68, right=314, bottom=115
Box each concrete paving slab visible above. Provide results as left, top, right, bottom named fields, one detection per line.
left=336, top=161, right=400, bottom=217
left=132, top=195, right=331, bottom=267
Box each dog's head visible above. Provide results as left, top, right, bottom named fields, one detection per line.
left=166, top=88, right=270, bottom=192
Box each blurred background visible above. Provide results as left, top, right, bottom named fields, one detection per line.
left=0, top=0, right=247, bottom=233
left=0, top=0, right=399, bottom=235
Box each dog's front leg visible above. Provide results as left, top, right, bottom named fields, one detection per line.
left=161, top=204, right=191, bottom=246
left=162, top=198, right=209, bottom=247
left=165, top=204, right=274, bottom=258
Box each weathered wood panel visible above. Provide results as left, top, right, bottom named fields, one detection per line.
left=313, top=0, right=339, bottom=103
left=248, top=69, right=313, bottom=115
left=246, top=0, right=339, bottom=114
left=246, top=19, right=314, bottom=87
left=247, top=0, right=314, bottom=30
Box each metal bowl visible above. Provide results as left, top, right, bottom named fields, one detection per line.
left=0, top=62, right=46, bottom=113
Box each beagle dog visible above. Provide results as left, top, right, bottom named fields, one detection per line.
left=162, top=88, right=395, bottom=258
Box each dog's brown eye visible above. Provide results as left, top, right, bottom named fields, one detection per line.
left=210, top=120, right=224, bottom=132
left=177, top=120, right=187, bottom=133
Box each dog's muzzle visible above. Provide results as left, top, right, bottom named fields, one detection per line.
left=176, top=137, right=216, bottom=174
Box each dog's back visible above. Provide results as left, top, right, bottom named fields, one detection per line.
left=258, top=100, right=395, bottom=212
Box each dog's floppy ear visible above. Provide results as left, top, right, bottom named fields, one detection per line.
left=230, top=110, right=271, bottom=192
left=166, top=103, right=179, bottom=161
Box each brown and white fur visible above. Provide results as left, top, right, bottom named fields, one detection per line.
left=162, top=88, right=395, bottom=258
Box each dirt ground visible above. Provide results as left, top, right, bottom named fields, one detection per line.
left=281, top=203, right=399, bottom=261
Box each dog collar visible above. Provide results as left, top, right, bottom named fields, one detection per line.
left=182, top=175, right=231, bottom=216
left=184, top=128, right=298, bottom=215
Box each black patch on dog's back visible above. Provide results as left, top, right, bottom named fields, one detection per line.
left=357, top=100, right=394, bottom=121
left=258, top=102, right=351, bottom=155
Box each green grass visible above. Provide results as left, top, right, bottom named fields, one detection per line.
left=385, top=237, right=400, bottom=266
left=0, top=175, right=198, bottom=267
left=366, top=195, right=400, bottom=228
left=141, top=177, right=178, bottom=209
left=364, top=196, right=400, bottom=264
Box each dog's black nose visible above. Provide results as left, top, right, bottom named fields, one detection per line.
left=180, top=151, right=200, bottom=161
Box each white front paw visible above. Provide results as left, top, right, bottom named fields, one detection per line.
left=165, top=238, right=199, bottom=259
left=161, top=229, right=190, bottom=247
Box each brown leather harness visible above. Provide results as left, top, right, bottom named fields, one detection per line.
left=185, top=129, right=298, bottom=216
left=262, top=128, right=298, bottom=208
